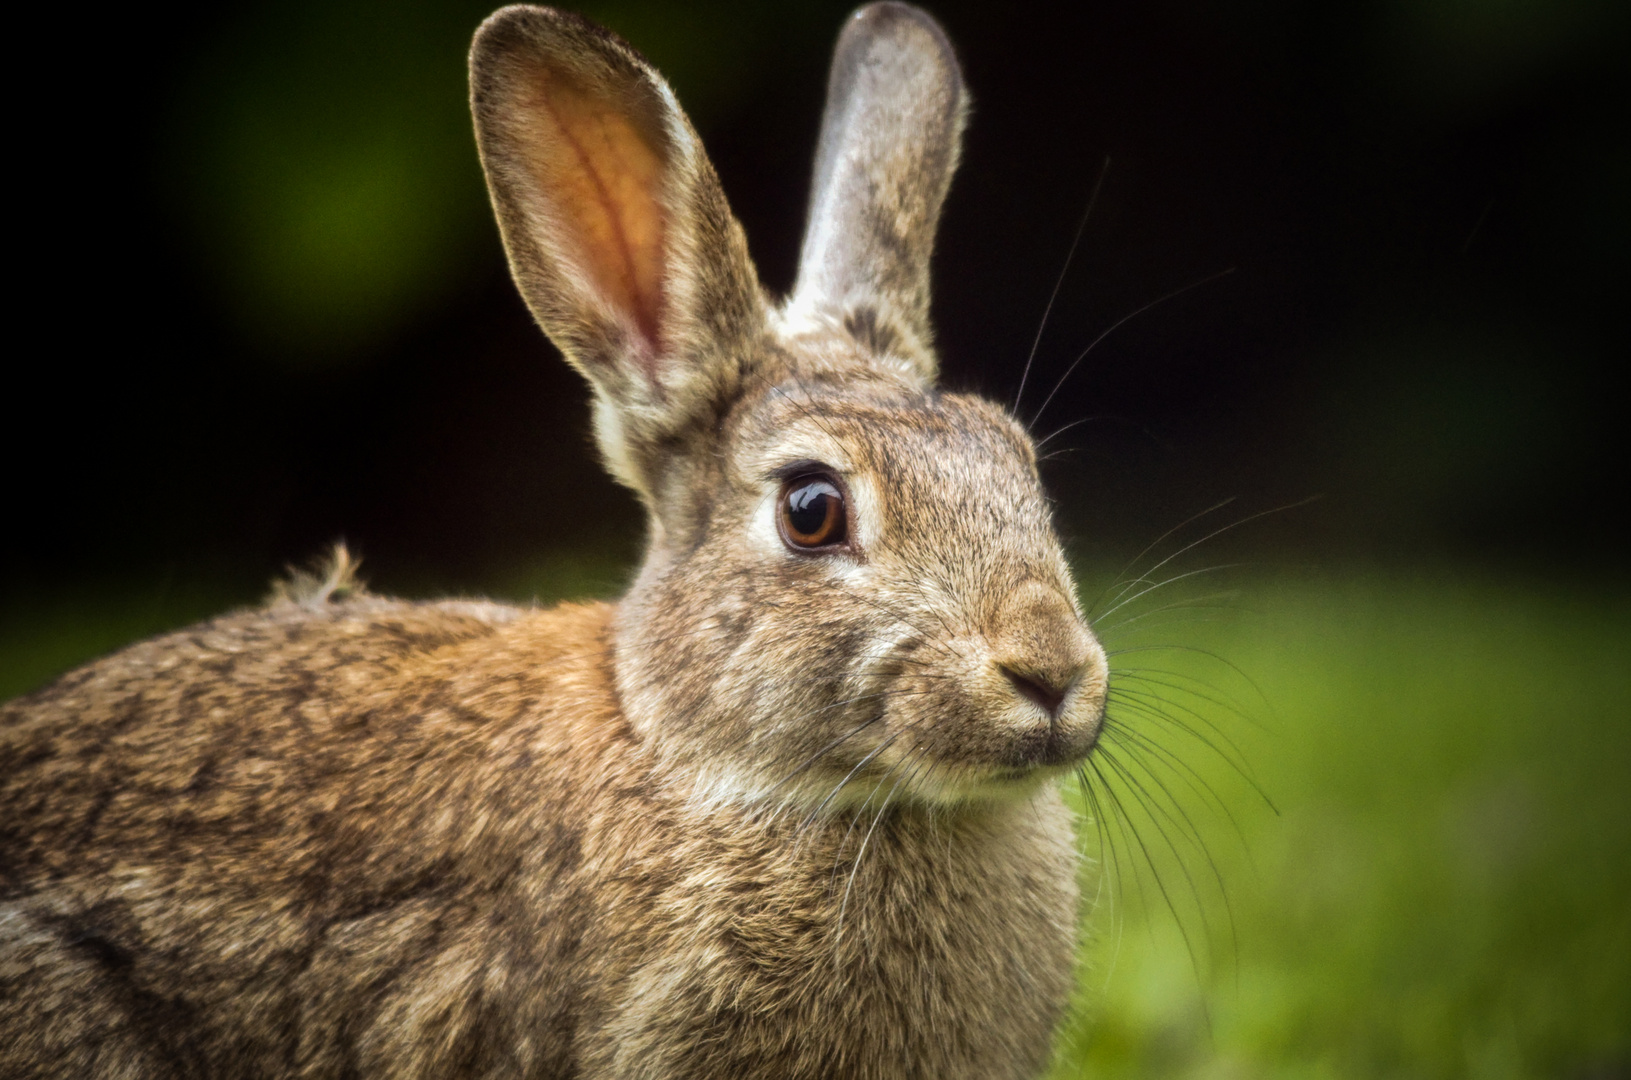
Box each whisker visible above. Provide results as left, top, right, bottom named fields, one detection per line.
left=1104, top=644, right=1278, bottom=722
left=821, top=721, right=931, bottom=899
left=1015, top=155, right=1111, bottom=413
left=1094, top=565, right=1243, bottom=625
left=1075, top=767, right=1121, bottom=922
left=1093, top=565, right=1241, bottom=625
left=1109, top=669, right=1266, bottom=737
left=1034, top=413, right=1137, bottom=451
left=1104, top=614, right=1236, bottom=640
left=1088, top=499, right=1239, bottom=616
left=1105, top=690, right=1268, bottom=802
left=1108, top=676, right=1262, bottom=755
left=797, top=729, right=908, bottom=834
left=1098, top=740, right=1221, bottom=924
left=1031, top=266, right=1238, bottom=429
left=768, top=689, right=949, bottom=797
left=1107, top=687, right=1262, bottom=770
left=1102, top=718, right=1261, bottom=884
left=1102, top=718, right=1252, bottom=865
left=1096, top=742, right=1234, bottom=998
left=1097, top=496, right=1321, bottom=622
left=836, top=584, right=973, bottom=669
left=837, top=749, right=928, bottom=933
left=1090, top=746, right=1217, bottom=1018
left=769, top=379, right=853, bottom=452
left=1076, top=766, right=1131, bottom=988
left=1085, top=756, right=1160, bottom=929
left=1095, top=593, right=1243, bottom=635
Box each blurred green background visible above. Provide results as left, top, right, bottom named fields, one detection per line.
left=1051, top=568, right=1629, bottom=1078
left=4, top=0, right=1626, bottom=1075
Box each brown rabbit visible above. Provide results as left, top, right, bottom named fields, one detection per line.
left=0, top=4, right=1110, bottom=1077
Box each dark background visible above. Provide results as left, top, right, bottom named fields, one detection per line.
left=7, top=0, right=1627, bottom=603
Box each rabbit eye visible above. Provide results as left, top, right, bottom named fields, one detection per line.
left=780, top=476, right=848, bottom=550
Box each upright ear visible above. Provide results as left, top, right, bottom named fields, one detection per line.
left=470, top=6, right=765, bottom=497
left=789, top=3, right=967, bottom=383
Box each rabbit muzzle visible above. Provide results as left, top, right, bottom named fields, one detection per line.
left=870, top=576, right=1108, bottom=804
left=983, top=579, right=1108, bottom=769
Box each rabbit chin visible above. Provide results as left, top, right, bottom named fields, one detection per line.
left=888, top=732, right=1105, bottom=806
left=826, top=754, right=1089, bottom=811
left=680, top=713, right=1101, bottom=815
left=681, top=757, right=1082, bottom=817
left=906, top=761, right=1085, bottom=805
left=671, top=719, right=1096, bottom=814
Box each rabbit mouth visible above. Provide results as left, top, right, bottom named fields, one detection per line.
left=884, top=720, right=1105, bottom=803
left=1004, top=725, right=1100, bottom=771
left=975, top=735, right=1100, bottom=788
left=904, top=756, right=1088, bottom=805
left=837, top=641, right=1108, bottom=805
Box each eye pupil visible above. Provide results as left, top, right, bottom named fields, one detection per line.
left=789, top=485, right=829, bottom=531
left=781, top=477, right=847, bottom=549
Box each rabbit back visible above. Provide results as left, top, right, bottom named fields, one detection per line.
left=2, top=595, right=622, bottom=1074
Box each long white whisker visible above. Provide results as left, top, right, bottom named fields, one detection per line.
left=1031, top=267, right=1238, bottom=428
left=1015, top=156, right=1111, bottom=412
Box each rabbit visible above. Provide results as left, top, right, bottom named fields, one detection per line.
left=0, top=4, right=1110, bottom=1078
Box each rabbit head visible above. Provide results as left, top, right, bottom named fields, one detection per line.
left=471, top=3, right=1108, bottom=811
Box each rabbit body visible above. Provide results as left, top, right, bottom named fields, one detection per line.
left=3, top=3, right=1110, bottom=1077
left=2, top=594, right=1076, bottom=1078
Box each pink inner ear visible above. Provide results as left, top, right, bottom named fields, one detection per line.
left=519, top=65, right=667, bottom=356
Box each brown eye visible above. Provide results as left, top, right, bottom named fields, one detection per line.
left=780, top=476, right=848, bottom=550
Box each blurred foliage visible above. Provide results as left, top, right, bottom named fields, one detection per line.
left=1316, top=329, right=1575, bottom=540
left=167, top=1, right=495, bottom=358
left=1049, top=571, right=1630, bottom=1078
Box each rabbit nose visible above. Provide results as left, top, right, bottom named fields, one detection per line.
left=988, top=580, right=1099, bottom=719
left=999, top=665, right=1073, bottom=718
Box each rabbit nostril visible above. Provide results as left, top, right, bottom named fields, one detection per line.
left=1001, top=666, right=1069, bottom=717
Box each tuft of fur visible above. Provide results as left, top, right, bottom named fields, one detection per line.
left=1, top=6, right=1110, bottom=1078
left=265, top=542, right=367, bottom=608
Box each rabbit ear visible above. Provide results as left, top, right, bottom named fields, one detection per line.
left=470, top=6, right=765, bottom=497
left=789, top=3, right=967, bottom=383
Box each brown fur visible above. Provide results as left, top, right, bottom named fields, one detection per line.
left=3, top=598, right=1076, bottom=1078
left=2, top=5, right=1109, bottom=1077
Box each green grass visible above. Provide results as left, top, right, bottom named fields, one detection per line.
left=4, top=565, right=1627, bottom=1076
left=1053, top=570, right=1631, bottom=1079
